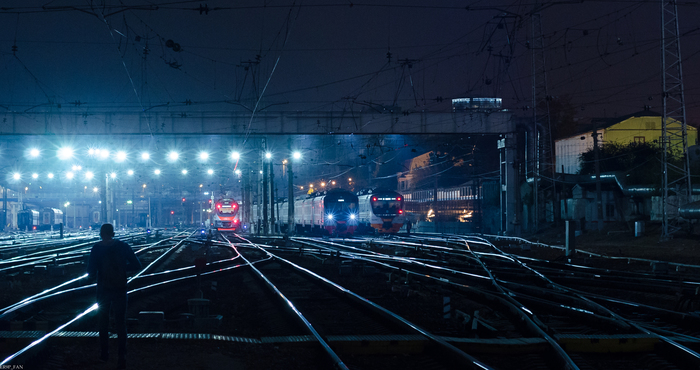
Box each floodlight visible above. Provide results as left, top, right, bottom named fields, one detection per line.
left=57, top=147, right=74, bottom=160
left=115, top=151, right=127, bottom=162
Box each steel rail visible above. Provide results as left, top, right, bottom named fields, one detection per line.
left=225, top=234, right=351, bottom=370
left=236, top=235, right=495, bottom=370
left=458, top=234, right=700, bottom=367
left=1, top=234, right=263, bottom=366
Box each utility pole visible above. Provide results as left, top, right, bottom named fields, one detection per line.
left=593, top=129, right=603, bottom=231
left=262, top=138, right=269, bottom=235
left=101, top=172, right=108, bottom=224
left=288, top=139, right=295, bottom=237
left=661, top=0, right=691, bottom=239
left=269, top=158, right=276, bottom=234
left=531, top=3, right=556, bottom=230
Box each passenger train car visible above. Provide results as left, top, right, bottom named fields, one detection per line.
left=40, top=208, right=63, bottom=230
left=209, top=198, right=240, bottom=232
left=18, top=209, right=40, bottom=231
left=272, top=189, right=359, bottom=236
left=356, top=188, right=405, bottom=234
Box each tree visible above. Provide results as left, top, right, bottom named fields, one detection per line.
left=578, top=142, right=666, bottom=186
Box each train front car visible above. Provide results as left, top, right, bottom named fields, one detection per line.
left=357, top=189, right=405, bottom=233
left=211, top=198, right=240, bottom=233
left=322, top=189, right=359, bottom=236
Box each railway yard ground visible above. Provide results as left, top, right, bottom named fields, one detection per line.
left=2, top=224, right=700, bottom=370
left=522, top=221, right=700, bottom=265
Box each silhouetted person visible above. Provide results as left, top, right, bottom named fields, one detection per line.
left=405, top=218, right=412, bottom=234
left=87, top=223, right=141, bottom=369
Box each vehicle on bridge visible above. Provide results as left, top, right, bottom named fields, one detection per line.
left=356, top=188, right=405, bottom=234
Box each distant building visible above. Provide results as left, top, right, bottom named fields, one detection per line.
left=555, top=111, right=698, bottom=174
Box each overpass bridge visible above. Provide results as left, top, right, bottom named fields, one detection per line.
left=0, top=110, right=522, bottom=234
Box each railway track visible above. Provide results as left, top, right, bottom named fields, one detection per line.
left=2, top=230, right=700, bottom=369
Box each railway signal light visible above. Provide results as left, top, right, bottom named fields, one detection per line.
left=182, top=197, right=186, bottom=202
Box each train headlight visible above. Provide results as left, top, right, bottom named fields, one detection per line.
left=327, top=214, right=334, bottom=220
left=350, top=214, right=356, bottom=220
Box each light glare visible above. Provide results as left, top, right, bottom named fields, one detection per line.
left=57, top=147, right=74, bottom=160
left=167, top=151, right=179, bottom=161
left=29, top=148, right=40, bottom=158
left=116, top=151, right=127, bottom=162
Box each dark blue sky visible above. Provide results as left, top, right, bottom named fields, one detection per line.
left=1, top=1, right=699, bottom=123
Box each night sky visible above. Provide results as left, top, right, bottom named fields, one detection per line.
left=1, top=1, right=699, bottom=124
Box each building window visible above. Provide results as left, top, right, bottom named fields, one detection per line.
left=634, top=136, right=645, bottom=143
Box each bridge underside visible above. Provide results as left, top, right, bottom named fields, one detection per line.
left=1, top=111, right=514, bottom=135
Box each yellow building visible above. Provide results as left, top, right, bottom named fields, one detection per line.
left=555, top=112, right=698, bottom=174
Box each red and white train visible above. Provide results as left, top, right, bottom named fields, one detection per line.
left=208, top=198, right=240, bottom=232
left=356, top=188, right=405, bottom=234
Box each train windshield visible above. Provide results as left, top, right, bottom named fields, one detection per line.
left=216, top=201, right=238, bottom=214
left=371, top=196, right=403, bottom=216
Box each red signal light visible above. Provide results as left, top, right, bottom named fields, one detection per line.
left=233, top=204, right=237, bottom=208
left=216, top=203, right=221, bottom=209
left=398, top=209, right=403, bottom=214
left=182, top=198, right=186, bottom=202
left=372, top=197, right=377, bottom=202
left=170, top=211, right=174, bottom=215
left=233, top=219, right=238, bottom=223
left=397, top=197, right=401, bottom=201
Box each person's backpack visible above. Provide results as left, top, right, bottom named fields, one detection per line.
left=100, top=241, right=127, bottom=290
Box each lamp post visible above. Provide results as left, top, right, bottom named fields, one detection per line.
left=288, top=149, right=302, bottom=236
